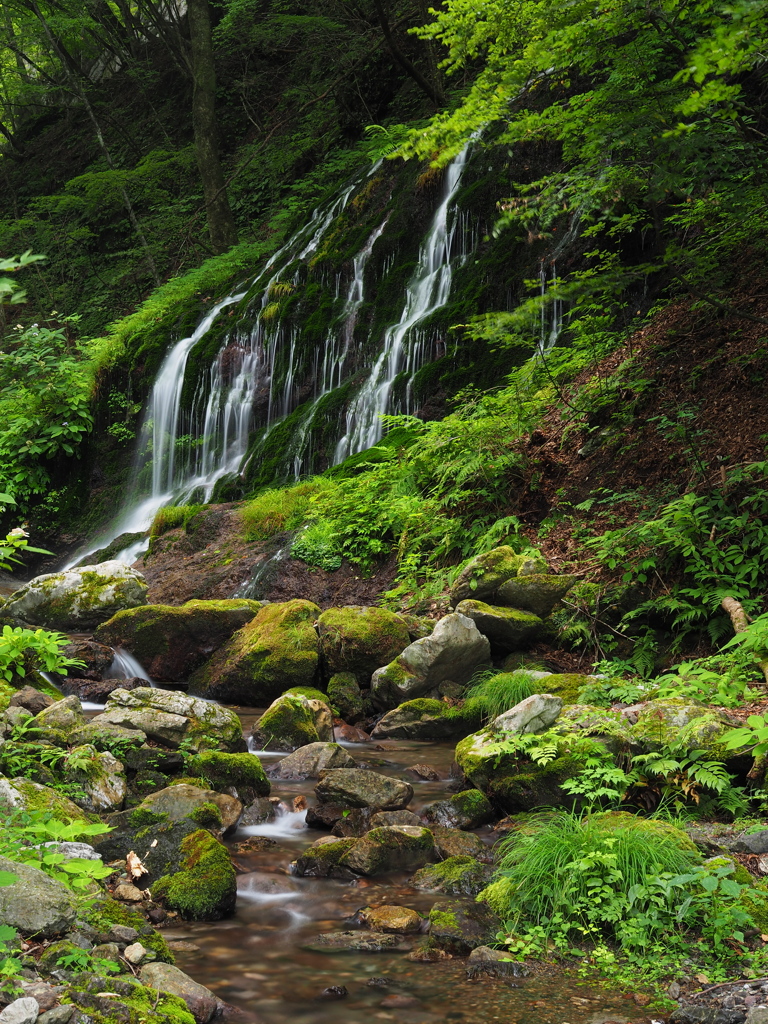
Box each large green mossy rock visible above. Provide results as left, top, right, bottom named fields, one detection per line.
left=93, top=687, right=243, bottom=752
left=421, top=789, right=494, bottom=829
left=249, top=692, right=333, bottom=752
left=94, top=599, right=262, bottom=681
left=411, top=855, right=493, bottom=896
left=340, top=825, right=436, bottom=876
left=450, top=547, right=544, bottom=604
left=455, top=600, right=543, bottom=652
left=371, top=698, right=481, bottom=741
left=495, top=574, right=577, bottom=617
left=371, top=613, right=490, bottom=710
left=1, top=776, right=94, bottom=822
left=317, top=606, right=410, bottom=683
left=189, top=599, right=320, bottom=704
left=627, top=699, right=738, bottom=756
left=3, top=560, right=148, bottom=631
left=428, top=899, right=500, bottom=955
left=327, top=672, right=368, bottom=723
left=187, top=751, right=270, bottom=800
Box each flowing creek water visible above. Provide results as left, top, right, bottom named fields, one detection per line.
left=130, top=707, right=650, bottom=1024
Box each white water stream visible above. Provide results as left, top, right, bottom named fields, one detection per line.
left=65, top=149, right=475, bottom=568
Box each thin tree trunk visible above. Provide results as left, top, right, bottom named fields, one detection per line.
left=371, top=0, right=445, bottom=108
left=187, top=0, right=238, bottom=253
left=721, top=595, right=768, bottom=685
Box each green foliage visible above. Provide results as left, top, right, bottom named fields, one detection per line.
left=0, top=526, right=52, bottom=570
left=463, top=670, right=540, bottom=724
left=0, top=804, right=112, bottom=891
left=0, top=625, right=85, bottom=685
left=0, top=252, right=45, bottom=306
left=55, top=946, right=120, bottom=975
left=290, top=520, right=342, bottom=571
left=149, top=504, right=204, bottom=541
left=240, top=480, right=329, bottom=541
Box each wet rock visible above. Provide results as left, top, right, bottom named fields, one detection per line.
left=61, top=676, right=144, bottom=703
left=455, top=600, right=543, bottom=652
left=493, top=693, right=563, bottom=735
left=9, top=687, right=54, bottom=715
left=305, top=804, right=345, bottom=830
left=140, top=962, right=224, bottom=1023
left=466, top=945, right=528, bottom=981
left=37, top=1011, right=73, bottom=1024
left=421, top=789, right=494, bottom=830
left=61, top=640, right=115, bottom=680
left=93, top=687, right=243, bottom=752
left=331, top=808, right=373, bottom=838
left=355, top=905, right=422, bottom=933
left=0, top=856, right=78, bottom=936
left=16, top=984, right=62, bottom=1013
left=407, top=944, right=452, bottom=962
left=250, top=692, right=333, bottom=753
left=188, top=599, right=321, bottom=704
left=327, top=673, right=367, bottom=724
left=371, top=614, right=491, bottom=710
left=428, top=826, right=487, bottom=860
left=140, top=784, right=243, bottom=833
left=94, top=599, right=262, bottom=682
left=334, top=720, right=371, bottom=743
left=495, top=574, right=577, bottom=617
left=340, top=825, right=436, bottom=876
left=292, top=837, right=359, bottom=878
left=406, top=763, right=440, bottom=781
left=317, top=606, right=410, bottom=683
left=302, top=931, right=402, bottom=953
left=4, top=561, right=148, bottom=631
left=411, top=856, right=492, bottom=896
left=240, top=798, right=275, bottom=826
left=371, top=699, right=478, bottom=741
left=66, top=747, right=127, bottom=813
left=450, top=547, right=541, bottom=604
left=370, top=810, right=421, bottom=829
left=271, top=742, right=355, bottom=779
left=428, top=899, right=500, bottom=955
left=318, top=986, right=348, bottom=1000
left=315, top=768, right=413, bottom=810
left=0, top=998, right=40, bottom=1024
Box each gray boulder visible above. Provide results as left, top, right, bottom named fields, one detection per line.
left=420, top=789, right=494, bottom=830
left=315, top=768, right=413, bottom=810
left=65, top=747, right=126, bottom=813
left=450, top=546, right=540, bottom=604
left=271, top=742, right=355, bottom=780
left=341, top=825, right=436, bottom=876
left=428, top=898, right=500, bottom=955
left=140, top=962, right=223, bottom=1023
left=3, top=560, right=147, bottom=631
left=33, top=696, right=85, bottom=742
left=140, top=784, right=243, bottom=832
left=0, top=998, right=40, bottom=1024
left=92, top=687, right=243, bottom=752
left=371, top=613, right=490, bottom=710
left=495, top=573, right=577, bottom=617
left=454, top=600, right=542, bottom=651
left=733, top=830, right=768, bottom=854
left=493, top=693, right=563, bottom=735
left=0, top=856, right=79, bottom=937
left=371, top=699, right=479, bottom=741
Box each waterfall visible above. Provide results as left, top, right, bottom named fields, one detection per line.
left=64, top=149, right=478, bottom=568
left=334, top=144, right=472, bottom=462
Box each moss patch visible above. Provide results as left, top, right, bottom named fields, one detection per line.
left=84, top=898, right=174, bottom=963
left=153, top=828, right=236, bottom=919
left=411, top=855, right=491, bottom=896
left=188, top=751, right=270, bottom=797
left=317, top=606, right=409, bottom=682
left=63, top=972, right=195, bottom=1024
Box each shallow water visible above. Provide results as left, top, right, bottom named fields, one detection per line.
left=160, top=715, right=648, bottom=1024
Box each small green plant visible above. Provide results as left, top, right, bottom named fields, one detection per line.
left=56, top=947, right=120, bottom=975
left=463, top=670, right=540, bottom=724
left=0, top=624, right=85, bottom=684
left=0, top=868, right=21, bottom=998
left=290, top=520, right=343, bottom=571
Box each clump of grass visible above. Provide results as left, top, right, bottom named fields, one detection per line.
left=149, top=504, right=203, bottom=539
left=463, top=670, right=541, bottom=724
left=239, top=479, right=331, bottom=541
left=493, top=810, right=698, bottom=936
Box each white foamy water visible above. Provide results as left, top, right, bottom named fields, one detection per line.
left=240, top=808, right=307, bottom=840
left=104, top=648, right=153, bottom=684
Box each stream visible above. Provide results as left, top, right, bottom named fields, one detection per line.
left=152, top=709, right=649, bottom=1024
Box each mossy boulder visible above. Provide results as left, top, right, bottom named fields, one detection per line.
left=93, top=687, right=243, bottom=752
left=485, top=755, right=583, bottom=812
left=428, top=826, right=487, bottom=860
left=355, top=905, right=422, bottom=933
left=189, top=599, right=321, bottom=704
left=291, top=837, right=359, bottom=878
left=420, top=789, right=494, bottom=830
left=64, top=971, right=196, bottom=1024
left=340, top=825, right=436, bottom=875
left=740, top=878, right=768, bottom=933
left=371, top=613, right=491, bottom=710
left=140, top=784, right=243, bottom=833
left=495, top=574, right=577, bottom=617
left=64, top=746, right=127, bottom=813
left=94, top=599, right=262, bottom=682
left=151, top=828, right=236, bottom=920
left=428, top=898, right=500, bottom=955
left=6, top=777, right=94, bottom=822
left=450, top=546, right=542, bottom=604
left=139, top=962, right=224, bottom=1023
left=33, top=694, right=86, bottom=743
left=543, top=674, right=602, bottom=706
left=326, top=672, right=368, bottom=723
left=371, top=698, right=481, bottom=741
left=628, top=699, right=737, bottom=755
left=411, top=855, right=492, bottom=896
left=317, top=606, right=410, bottom=683
left=315, top=768, right=413, bottom=810
left=0, top=855, right=79, bottom=936
left=250, top=692, right=333, bottom=752
left=187, top=751, right=270, bottom=800
left=84, top=896, right=174, bottom=963
left=455, top=600, right=543, bottom=652
left=3, top=560, right=148, bottom=631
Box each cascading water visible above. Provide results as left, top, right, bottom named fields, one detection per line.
left=334, top=144, right=473, bottom=462
left=65, top=148, right=478, bottom=567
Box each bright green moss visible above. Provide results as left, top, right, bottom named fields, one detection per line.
left=63, top=973, right=195, bottom=1024
left=412, top=856, right=490, bottom=896
left=284, top=686, right=328, bottom=703
left=317, top=606, right=409, bottom=681
left=153, top=828, right=236, bottom=920
left=188, top=751, right=270, bottom=797
left=84, top=898, right=174, bottom=963
left=188, top=801, right=223, bottom=829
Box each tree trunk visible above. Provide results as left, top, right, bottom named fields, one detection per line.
left=721, top=595, right=768, bottom=685
left=187, top=0, right=238, bottom=253
left=371, top=0, right=446, bottom=108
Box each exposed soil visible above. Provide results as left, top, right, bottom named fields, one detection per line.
left=137, top=503, right=397, bottom=608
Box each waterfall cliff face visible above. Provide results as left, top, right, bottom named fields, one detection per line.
left=69, top=146, right=541, bottom=565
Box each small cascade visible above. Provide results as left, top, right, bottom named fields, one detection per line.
left=539, top=259, right=563, bottom=352
left=104, top=647, right=154, bottom=684
left=334, top=144, right=473, bottom=462
left=234, top=545, right=290, bottom=600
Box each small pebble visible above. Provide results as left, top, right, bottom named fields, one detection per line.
left=318, top=987, right=348, bottom=1000
left=122, top=942, right=147, bottom=964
